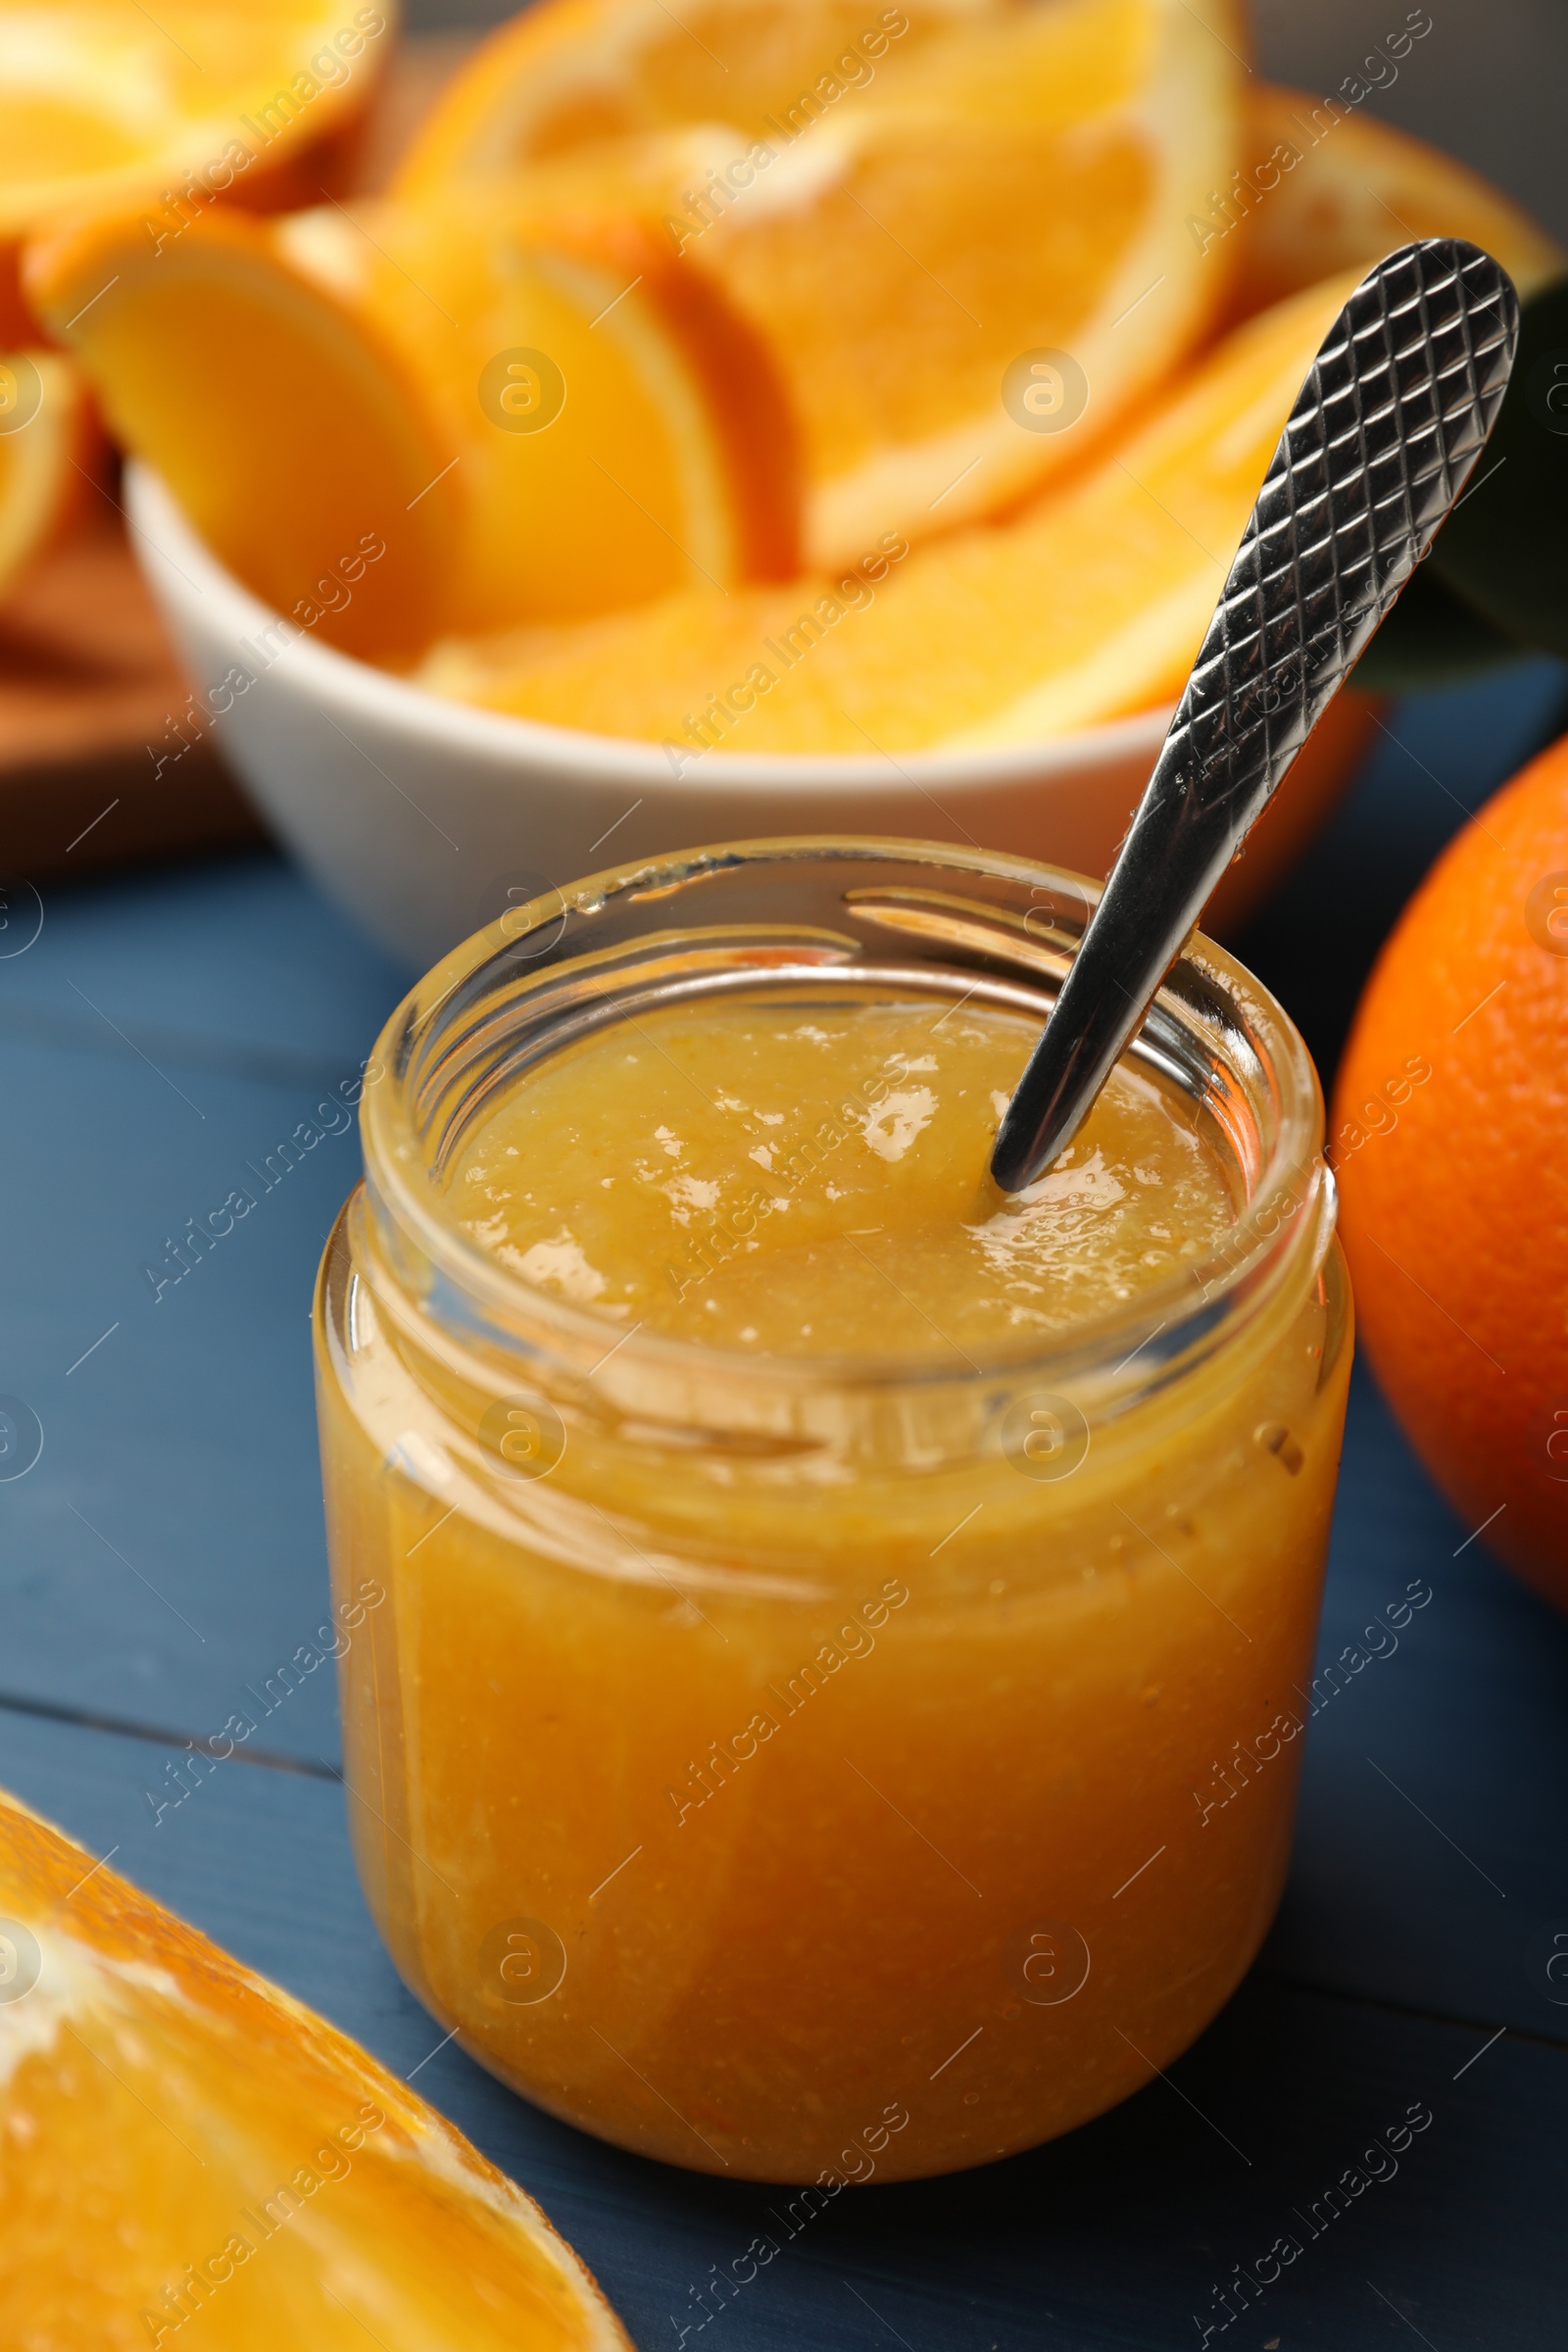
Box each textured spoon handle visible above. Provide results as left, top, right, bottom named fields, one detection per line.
left=992, top=238, right=1519, bottom=1194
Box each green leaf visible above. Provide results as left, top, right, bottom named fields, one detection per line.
left=1351, top=557, right=1523, bottom=691
left=1427, top=272, right=1568, bottom=658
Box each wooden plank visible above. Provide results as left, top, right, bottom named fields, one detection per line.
left=2, top=1703, right=1563, bottom=2352
left=0, top=852, right=409, bottom=1071
left=4, top=706, right=1568, bottom=2024
left=1266, top=1362, right=1568, bottom=2045
left=0, top=1032, right=367, bottom=1760
left=0, top=863, right=405, bottom=1753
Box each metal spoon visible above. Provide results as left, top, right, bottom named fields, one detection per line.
left=990, top=238, right=1519, bottom=1195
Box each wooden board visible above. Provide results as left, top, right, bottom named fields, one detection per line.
left=0, top=501, right=265, bottom=878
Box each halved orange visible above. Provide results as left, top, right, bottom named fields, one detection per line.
left=0, top=1784, right=632, bottom=2349
left=417, top=270, right=1357, bottom=753
left=0, top=347, right=91, bottom=601
left=399, top=0, right=1248, bottom=566
left=26, top=190, right=795, bottom=656
left=0, top=0, right=397, bottom=342
left=1226, top=82, right=1564, bottom=318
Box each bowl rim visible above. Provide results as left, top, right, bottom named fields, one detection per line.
left=125, top=462, right=1174, bottom=800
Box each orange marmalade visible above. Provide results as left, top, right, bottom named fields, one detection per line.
left=315, top=841, right=1350, bottom=2182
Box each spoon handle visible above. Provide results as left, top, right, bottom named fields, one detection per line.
left=991, top=237, right=1519, bottom=1195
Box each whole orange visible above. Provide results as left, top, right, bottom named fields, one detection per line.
left=1332, top=729, right=1568, bottom=1608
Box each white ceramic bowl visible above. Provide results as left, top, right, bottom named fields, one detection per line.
left=127, top=465, right=1375, bottom=971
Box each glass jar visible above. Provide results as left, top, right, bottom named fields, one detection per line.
left=314, top=838, right=1350, bottom=2184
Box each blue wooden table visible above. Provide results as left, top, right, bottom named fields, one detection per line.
left=5, top=664, right=1568, bottom=2350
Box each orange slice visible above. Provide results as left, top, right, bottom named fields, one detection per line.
left=398, top=0, right=1247, bottom=566
left=0, top=347, right=91, bottom=601
left=0, top=1784, right=632, bottom=2350
left=395, top=0, right=1014, bottom=182
left=26, top=205, right=456, bottom=660
left=0, top=0, right=396, bottom=341
left=417, top=270, right=1355, bottom=754
left=26, top=192, right=794, bottom=657
left=1225, top=82, right=1565, bottom=318
left=273, top=189, right=799, bottom=622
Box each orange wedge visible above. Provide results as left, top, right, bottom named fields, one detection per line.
left=0, top=1784, right=632, bottom=2350
left=0, top=0, right=396, bottom=342
left=26, top=205, right=455, bottom=660
left=0, top=347, right=91, bottom=601
left=399, top=0, right=1247, bottom=566
left=1225, top=83, right=1565, bottom=318
left=26, top=192, right=795, bottom=657
left=272, top=189, right=799, bottom=622
left=417, top=271, right=1356, bottom=754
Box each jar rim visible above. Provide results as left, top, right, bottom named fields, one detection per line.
left=359, top=836, right=1332, bottom=1414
